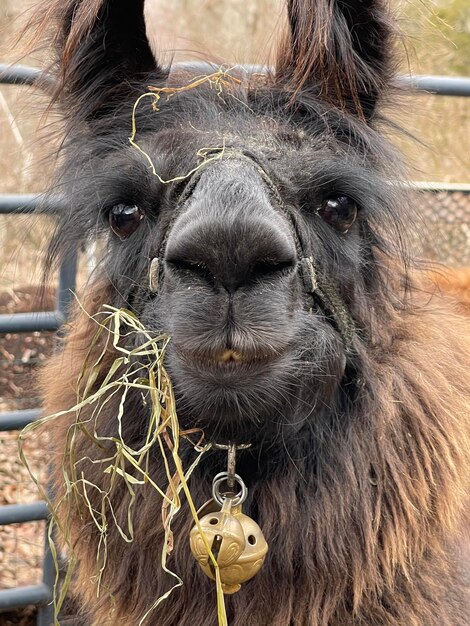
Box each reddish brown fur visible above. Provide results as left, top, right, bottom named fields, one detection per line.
left=427, top=268, right=470, bottom=315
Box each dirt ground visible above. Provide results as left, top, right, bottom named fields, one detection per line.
left=0, top=606, right=37, bottom=626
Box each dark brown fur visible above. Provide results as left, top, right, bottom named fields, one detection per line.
left=27, top=0, right=470, bottom=624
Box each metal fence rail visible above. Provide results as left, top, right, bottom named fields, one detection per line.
left=0, top=63, right=469, bottom=625
left=403, top=75, right=470, bottom=97
left=0, top=409, right=42, bottom=432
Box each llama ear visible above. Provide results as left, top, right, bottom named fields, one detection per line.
left=276, top=0, right=396, bottom=119
left=42, top=0, right=165, bottom=123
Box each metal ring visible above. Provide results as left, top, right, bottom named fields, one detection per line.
left=212, top=472, right=248, bottom=507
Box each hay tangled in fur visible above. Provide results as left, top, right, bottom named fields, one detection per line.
left=129, top=68, right=244, bottom=184
left=20, top=305, right=228, bottom=626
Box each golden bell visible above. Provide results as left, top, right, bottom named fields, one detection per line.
left=190, top=498, right=246, bottom=570
left=190, top=498, right=268, bottom=594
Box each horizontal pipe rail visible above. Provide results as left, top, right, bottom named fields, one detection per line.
left=0, top=194, right=38, bottom=214
left=0, top=584, right=52, bottom=611
left=0, top=311, right=64, bottom=333
left=0, top=194, right=63, bottom=215
left=404, top=75, right=470, bottom=97
left=0, top=502, right=49, bottom=526
left=0, top=63, right=54, bottom=90
left=2, top=63, right=470, bottom=97
left=0, top=408, right=41, bottom=431
left=0, top=63, right=43, bottom=86
left=411, top=182, right=470, bottom=193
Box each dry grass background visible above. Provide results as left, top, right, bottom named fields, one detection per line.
left=0, top=0, right=468, bottom=601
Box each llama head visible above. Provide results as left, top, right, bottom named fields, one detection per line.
left=43, top=0, right=404, bottom=445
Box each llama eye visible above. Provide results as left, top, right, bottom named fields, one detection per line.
left=318, top=196, right=358, bottom=233
left=109, top=204, right=144, bottom=240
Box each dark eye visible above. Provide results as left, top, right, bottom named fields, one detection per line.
left=317, top=196, right=358, bottom=233
left=109, top=204, right=144, bottom=240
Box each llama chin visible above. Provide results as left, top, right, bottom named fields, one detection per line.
left=23, top=0, right=470, bottom=624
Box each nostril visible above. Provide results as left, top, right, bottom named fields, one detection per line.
left=251, top=258, right=296, bottom=280
left=168, top=259, right=206, bottom=272
left=166, top=258, right=214, bottom=282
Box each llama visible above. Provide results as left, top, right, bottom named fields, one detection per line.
left=28, top=0, right=470, bottom=624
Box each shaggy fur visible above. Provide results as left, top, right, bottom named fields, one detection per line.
left=30, top=0, right=470, bottom=624
left=427, top=268, right=470, bottom=315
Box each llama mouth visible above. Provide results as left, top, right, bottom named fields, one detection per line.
left=217, top=349, right=244, bottom=363
left=167, top=345, right=295, bottom=432
left=173, top=347, right=282, bottom=372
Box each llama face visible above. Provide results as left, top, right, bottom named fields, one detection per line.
left=43, top=0, right=399, bottom=444
left=67, top=94, right=393, bottom=444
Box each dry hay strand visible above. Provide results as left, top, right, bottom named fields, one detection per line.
left=19, top=304, right=228, bottom=626
left=129, top=67, right=248, bottom=184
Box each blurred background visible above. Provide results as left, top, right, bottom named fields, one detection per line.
left=0, top=0, right=468, bottom=614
